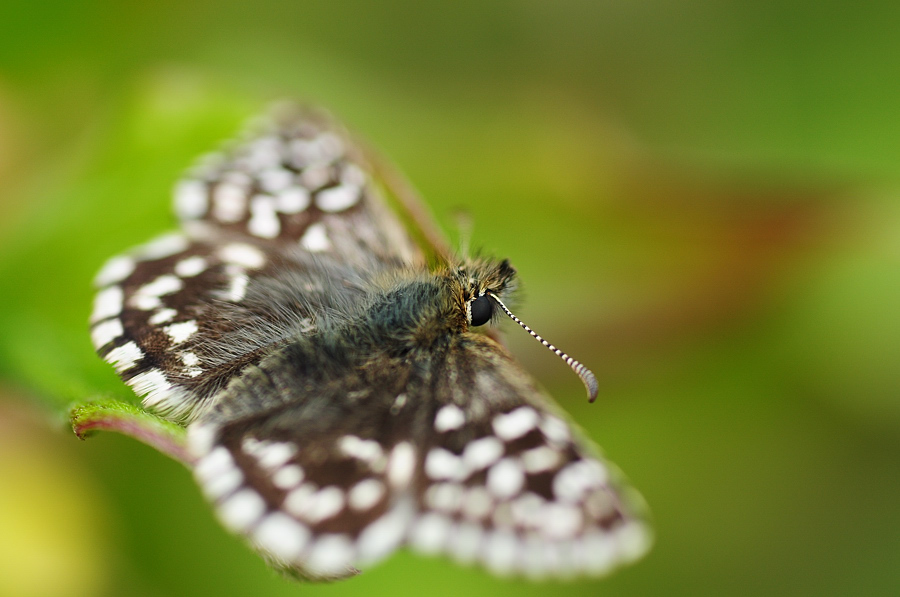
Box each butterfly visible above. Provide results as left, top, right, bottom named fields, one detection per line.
left=88, top=104, right=651, bottom=581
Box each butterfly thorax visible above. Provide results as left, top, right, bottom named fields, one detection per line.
left=351, top=257, right=519, bottom=354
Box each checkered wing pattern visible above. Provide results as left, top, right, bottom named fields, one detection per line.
left=186, top=340, right=419, bottom=581
left=89, top=106, right=422, bottom=421
left=411, top=336, right=650, bottom=577
left=186, top=334, right=650, bottom=581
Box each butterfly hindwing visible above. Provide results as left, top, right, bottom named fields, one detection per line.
left=185, top=333, right=650, bottom=580
left=411, top=335, right=650, bottom=577
left=187, top=340, right=423, bottom=580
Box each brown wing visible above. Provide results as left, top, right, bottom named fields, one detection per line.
left=184, top=333, right=651, bottom=580
left=90, top=105, right=435, bottom=421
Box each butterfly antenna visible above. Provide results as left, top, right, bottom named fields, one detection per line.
left=487, top=293, right=599, bottom=402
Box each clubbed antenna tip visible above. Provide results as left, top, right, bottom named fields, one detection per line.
left=487, top=293, right=599, bottom=402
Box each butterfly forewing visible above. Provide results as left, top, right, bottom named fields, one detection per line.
left=91, top=106, right=423, bottom=421
left=174, top=104, right=421, bottom=267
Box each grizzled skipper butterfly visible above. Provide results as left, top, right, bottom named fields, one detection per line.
left=89, top=104, right=651, bottom=581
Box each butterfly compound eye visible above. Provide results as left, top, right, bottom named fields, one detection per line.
left=469, top=294, right=493, bottom=326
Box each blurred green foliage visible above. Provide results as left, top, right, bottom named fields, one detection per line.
left=1, top=1, right=899, bottom=596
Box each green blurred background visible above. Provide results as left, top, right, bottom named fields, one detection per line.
left=1, top=1, right=899, bottom=596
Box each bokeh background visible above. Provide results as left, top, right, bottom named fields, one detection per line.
left=1, top=1, right=899, bottom=596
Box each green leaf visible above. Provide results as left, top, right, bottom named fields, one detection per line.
left=70, top=399, right=191, bottom=465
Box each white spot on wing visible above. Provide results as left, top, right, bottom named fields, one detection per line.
left=425, top=482, right=464, bottom=512
left=316, top=184, right=360, bottom=212
left=129, top=369, right=173, bottom=404
left=356, top=500, right=413, bottom=564
left=449, top=522, right=483, bottom=564
left=391, top=393, right=408, bottom=413
left=91, top=318, right=123, bottom=349
left=520, top=535, right=554, bottom=579
left=218, top=488, right=265, bottom=532
left=289, top=139, right=320, bottom=168
left=129, top=294, right=162, bottom=311
left=91, top=286, right=124, bottom=322
left=305, top=534, right=355, bottom=578
left=104, top=341, right=143, bottom=372
left=410, top=513, right=452, bottom=554
left=248, top=195, right=281, bottom=239
left=585, top=487, right=616, bottom=520
left=137, top=274, right=182, bottom=298
left=541, top=502, right=583, bottom=539
left=258, top=167, right=294, bottom=193
left=275, top=186, right=311, bottom=214
left=553, top=460, right=607, bottom=502
left=522, top=445, right=561, bottom=473
left=493, top=406, right=539, bottom=441
left=139, top=233, right=189, bottom=260
left=348, top=478, right=385, bottom=511
left=461, top=486, right=493, bottom=520
left=387, top=442, right=416, bottom=488
left=222, top=170, right=251, bottom=186
left=187, top=423, right=217, bottom=457
left=241, top=436, right=263, bottom=455
left=255, top=442, right=297, bottom=469
left=219, top=243, right=266, bottom=269
left=615, top=522, right=653, bottom=564
left=272, top=464, right=305, bottom=490
left=299, top=163, right=331, bottom=190
left=174, top=256, right=207, bottom=277
left=253, top=513, right=310, bottom=561
left=510, top=492, right=544, bottom=527
left=300, top=223, right=331, bottom=252
left=462, top=436, right=504, bottom=471
left=226, top=273, right=249, bottom=302
left=579, top=531, right=615, bottom=575
left=434, top=404, right=466, bottom=433
left=94, top=256, right=135, bottom=287
left=212, top=182, right=247, bottom=223
left=201, top=464, right=243, bottom=501
left=174, top=179, right=208, bottom=219
left=486, top=458, right=525, bottom=500
left=195, top=446, right=233, bottom=481
left=164, top=320, right=198, bottom=344
left=483, top=530, right=519, bottom=575
left=300, top=486, right=345, bottom=524
left=244, top=136, right=283, bottom=171
left=316, top=132, right=344, bottom=162
left=425, top=448, right=467, bottom=481
left=540, top=415, right=570, bottom=445
left=341, top=163, right=366, bottom=187
left=149, top=308, right=178, bottom=325
left=284, top=484, right=317, bottom=517
left=339, top=435, right=384, bottom=463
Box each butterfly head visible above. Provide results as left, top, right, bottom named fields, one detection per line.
left=444, top=256, right=599, bottom=402
left=449, top=257, right=518, bottom=329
